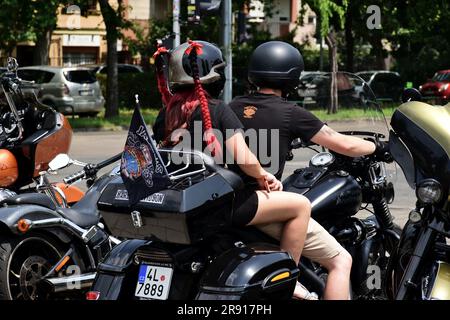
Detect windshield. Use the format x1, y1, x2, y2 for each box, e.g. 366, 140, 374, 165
356, 72, 374, 82
294, 71, 396, 181
431, 72, 450, 82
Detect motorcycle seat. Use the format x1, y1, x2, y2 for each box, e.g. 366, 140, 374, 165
1, 193, 56, 210
198, 153, 244, 191
57, 187, 101, 228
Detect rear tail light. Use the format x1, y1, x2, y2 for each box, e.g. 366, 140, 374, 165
86, 291, 100, 301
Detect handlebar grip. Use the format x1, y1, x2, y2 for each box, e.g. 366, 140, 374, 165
64, 170, 86, 185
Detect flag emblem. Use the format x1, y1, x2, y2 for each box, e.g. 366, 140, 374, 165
120, 100, 170, 205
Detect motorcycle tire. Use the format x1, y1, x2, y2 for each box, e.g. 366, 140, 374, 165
354, 223, 401, 300
0, 234, 64, 300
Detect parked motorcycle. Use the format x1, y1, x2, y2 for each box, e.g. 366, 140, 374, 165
386, 91, 450, 300
0, 57, 85, 209
0, 153, 122, 300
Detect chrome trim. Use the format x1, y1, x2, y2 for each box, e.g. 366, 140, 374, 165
43, 273, 96, 293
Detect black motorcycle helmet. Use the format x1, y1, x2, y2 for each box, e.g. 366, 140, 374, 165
248, 41, 305, 94
169, 40, 226, 97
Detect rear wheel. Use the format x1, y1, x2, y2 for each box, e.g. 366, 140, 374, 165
0, 235, 63, 300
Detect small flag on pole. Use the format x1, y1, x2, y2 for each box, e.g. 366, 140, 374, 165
120, 95, 170, 205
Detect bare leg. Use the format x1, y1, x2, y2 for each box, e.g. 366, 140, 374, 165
316, 250, 353, 300
248, 191, 311, 264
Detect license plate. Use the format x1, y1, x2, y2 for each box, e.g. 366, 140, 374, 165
79, 90, 93, 96
135, 265, 173, 300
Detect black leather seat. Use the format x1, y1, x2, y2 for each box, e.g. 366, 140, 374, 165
57, 191, 100, 228
2, 193, 56, 210
56, 176, 113, 228
56, 197, 100, 228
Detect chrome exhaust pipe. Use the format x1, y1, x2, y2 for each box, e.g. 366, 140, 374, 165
41, 273, 96, 293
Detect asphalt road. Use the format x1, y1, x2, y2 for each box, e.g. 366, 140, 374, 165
60, 122, 415, 227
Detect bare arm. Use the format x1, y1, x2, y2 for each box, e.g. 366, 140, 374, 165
311, 125, 376, 157
225, 132, 282, 191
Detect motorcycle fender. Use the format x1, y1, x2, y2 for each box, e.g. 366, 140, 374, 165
0, 204, 74, 246
0, 204, 60, 234
349, 237, 379, 291
91, 239, 151, 300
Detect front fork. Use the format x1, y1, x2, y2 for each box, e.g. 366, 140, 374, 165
395, 217, 444, 300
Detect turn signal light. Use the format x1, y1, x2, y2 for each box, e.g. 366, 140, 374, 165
86, 291, 100, 301
17, 219, 31, 233
270, 272, 290, 283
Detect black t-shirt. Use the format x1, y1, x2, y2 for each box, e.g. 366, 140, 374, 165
229, 93, 324, 180
153, 99, 244, 161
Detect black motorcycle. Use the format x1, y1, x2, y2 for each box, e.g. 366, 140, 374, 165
0, 153, 122, 300
275, 73, 399, 299
87, 149, 299, 300
386, 89, 450, 300
87, 73, 400, 301
282, 134, 400, 299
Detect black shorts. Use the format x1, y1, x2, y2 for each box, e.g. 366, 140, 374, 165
231, 187, 259, 227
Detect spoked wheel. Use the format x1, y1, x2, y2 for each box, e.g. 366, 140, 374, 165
0, 235, 62, 300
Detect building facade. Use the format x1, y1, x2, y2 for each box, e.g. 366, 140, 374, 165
248, 0, 318, 47
11, 0, 171, 67
4, 0, 316, 67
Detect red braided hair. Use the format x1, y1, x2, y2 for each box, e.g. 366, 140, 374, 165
152, 45, 172, 107
163, 41, 222, 158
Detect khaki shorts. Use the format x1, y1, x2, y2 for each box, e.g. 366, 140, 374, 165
257, 218, 344, 262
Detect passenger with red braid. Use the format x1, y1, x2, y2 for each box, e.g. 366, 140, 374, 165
152, 40, 313, 299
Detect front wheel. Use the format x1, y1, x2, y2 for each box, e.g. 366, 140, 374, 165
0, 234, 63, 300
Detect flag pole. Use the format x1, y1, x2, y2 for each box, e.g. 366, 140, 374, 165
135, 94, 140, 109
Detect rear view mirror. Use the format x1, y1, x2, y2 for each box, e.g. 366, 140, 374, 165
49, 154, 71, 171
401, 88, 422, 103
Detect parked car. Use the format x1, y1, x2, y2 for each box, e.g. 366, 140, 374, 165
356, 71, 404, 102
295, 71, 361, 108
17, 66, 105, 116
419, 69, 450, 102
81, 64, 144, 75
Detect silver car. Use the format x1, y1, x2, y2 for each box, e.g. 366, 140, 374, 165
17, 66, 105, 116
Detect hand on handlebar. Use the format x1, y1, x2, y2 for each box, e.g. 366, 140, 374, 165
367, 139, 394, 163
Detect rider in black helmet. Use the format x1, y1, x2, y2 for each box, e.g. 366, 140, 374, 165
230, 41, 390, 300
248, 40, 304, 97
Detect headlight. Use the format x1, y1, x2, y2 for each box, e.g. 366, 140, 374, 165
439, 83, 449, 92
416, 179, 443, 204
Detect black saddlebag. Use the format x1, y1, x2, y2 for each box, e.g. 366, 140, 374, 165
196, 245, 299, 300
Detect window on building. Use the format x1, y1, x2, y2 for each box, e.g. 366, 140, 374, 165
63, 53, 97, 67
62, 0, 99, 16
308, 16, 316, 25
